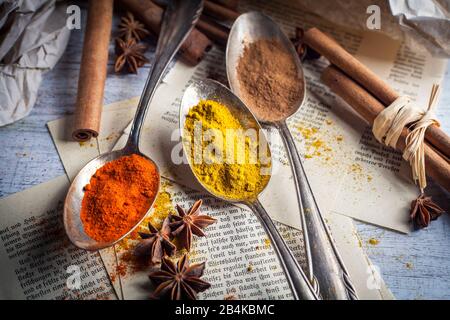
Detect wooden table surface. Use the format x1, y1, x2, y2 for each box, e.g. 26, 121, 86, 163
1, 3, 449, 300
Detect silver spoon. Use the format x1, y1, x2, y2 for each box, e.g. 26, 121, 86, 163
226, 11, 357, 300
64, 0, 203, 251
180, 79, 318, 300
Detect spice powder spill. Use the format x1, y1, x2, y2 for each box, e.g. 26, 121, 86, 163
184, 99, 270, 200
81, 154, 159, 243
237, 39, 303, 122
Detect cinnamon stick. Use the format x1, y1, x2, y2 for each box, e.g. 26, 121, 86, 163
303, 27, 450, 160
72, 0, 113, 142
119, 0, 213, 65
197, 16, 229, 46
204, 1, 239, 22
210, 0, 239, 10
322, 65, 450, 192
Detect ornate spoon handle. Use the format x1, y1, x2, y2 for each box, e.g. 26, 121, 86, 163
277, 120, 358, 300
247, 200, 319, 300
127, 0, 203, 151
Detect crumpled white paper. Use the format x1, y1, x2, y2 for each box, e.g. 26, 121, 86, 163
388, 0, 450, 57
0, 0, 70, 126
294, 0, 450, 57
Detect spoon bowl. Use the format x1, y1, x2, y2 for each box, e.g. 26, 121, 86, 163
180, 79, 272, 203
226, 11, 306, 122
64, 149, 160, 251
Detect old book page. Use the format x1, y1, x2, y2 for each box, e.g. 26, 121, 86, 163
102, 179, 308, 300
99, 178, 394, 300
331, 31, 448, 233
0, 176, 116, 300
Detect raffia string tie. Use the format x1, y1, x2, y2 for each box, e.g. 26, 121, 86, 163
372, 84, 441, 192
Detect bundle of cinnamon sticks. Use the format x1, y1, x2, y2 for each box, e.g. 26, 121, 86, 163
301, 28, 450, 192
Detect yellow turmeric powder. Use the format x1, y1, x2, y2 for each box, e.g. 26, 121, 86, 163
184, 99, 270, 201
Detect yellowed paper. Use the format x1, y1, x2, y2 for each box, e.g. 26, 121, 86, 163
0, 176, 116, 300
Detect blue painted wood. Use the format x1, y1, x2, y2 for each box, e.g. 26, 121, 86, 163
0, 2, 449, 299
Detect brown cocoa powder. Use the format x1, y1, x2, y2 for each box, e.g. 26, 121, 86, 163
237, 39, 303, 122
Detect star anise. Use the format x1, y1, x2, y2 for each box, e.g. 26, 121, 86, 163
118, 12, 150, 41
134, 217, 176, 265
410, 194, 445, 229
149, 254, 211, 300
290, 27, 321, 60
169, 200, 216, 251
114, 38, 149, 74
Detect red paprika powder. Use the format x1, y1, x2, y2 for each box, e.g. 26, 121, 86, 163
81, 154, 159, 242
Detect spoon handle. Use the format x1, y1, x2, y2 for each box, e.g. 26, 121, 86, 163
277, 121, 358, 300
247, 200, 318, 300
126, 0, 204, 151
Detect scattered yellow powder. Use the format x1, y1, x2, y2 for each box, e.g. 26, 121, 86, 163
368, 238, 380, 245
336, 135, 343, 142
147, 191, 174, 227
349, 163, 375, 187
264, 238, 271, 249
311, 139, 324, 148
297, 124, 334, 161
297, 126, 318, 140
350, 163, 363, 173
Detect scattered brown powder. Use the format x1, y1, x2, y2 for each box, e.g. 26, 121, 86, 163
237, 39, 303, 122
